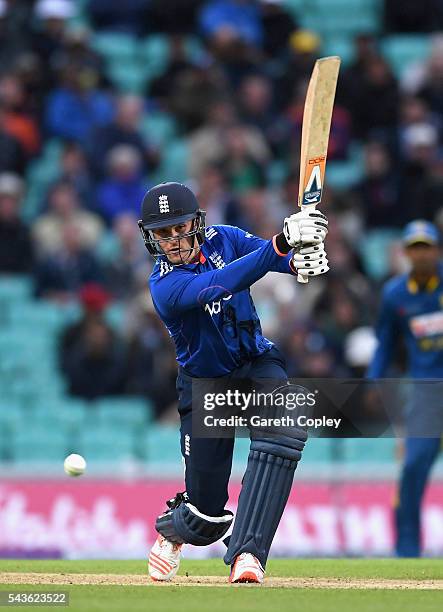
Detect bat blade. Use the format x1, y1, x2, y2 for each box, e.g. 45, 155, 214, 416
298, 56, 340, 208
297, 56, 341, 283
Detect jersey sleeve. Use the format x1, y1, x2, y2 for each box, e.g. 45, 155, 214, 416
366, 286, 399, 378
222, 225, 295, 275
151, 238, 294, 316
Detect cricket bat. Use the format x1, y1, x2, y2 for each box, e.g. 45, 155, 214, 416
297, 56, 341, 284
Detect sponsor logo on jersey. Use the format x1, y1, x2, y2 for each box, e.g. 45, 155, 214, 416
409, 311, 443, 338
159, 195, 169, 213
302, 156, 326, 206
205, 227, 218, 240
209, 251, 226, 269
159, 260, 173, 277
204, 295, 232, 316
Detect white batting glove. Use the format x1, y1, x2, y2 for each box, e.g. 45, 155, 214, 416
291, 243, 329, 277
283, 209, 328, 249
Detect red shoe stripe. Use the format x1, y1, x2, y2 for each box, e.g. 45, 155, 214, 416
149, 558, 169, 575
150, 552, 173, 572
149, 557, 170, 574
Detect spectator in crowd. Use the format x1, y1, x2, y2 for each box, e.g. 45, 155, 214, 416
146, 0, 204, 35
344, 326, 377, 378
287, 79, 351, 161
416, 45, 443, 115
195, 163, 243, 226
58, 141, 95, 207
63, 318, 128, 400
34, 221, 103, 300
102, 213, 146, 301
88, 94, 157, 178
51, 26, 109, 90
199, 0, 263, 88
32, 180, 104, 257
11, 52, 48, 121
222, 124, 267, 193
340, 34, 379, 112
236, 187, 279, 236
96, 144, 147, 224
275, 29, 321, 111
354, 141, 401, 228
0, 172, 33, 273
259, 0, 297, 60
397, 96, 441, 155
0, 0, 34, 68
46, 60, 114, 142
125, 291, 179, 419
0, 109, 27, 175
0, 73, 40, 158
88, 0, 150, 36
384, 0, 442, 33
401, 34, 443, 95
399, 122, 443, 221
59, 282, 112, 372
32, 0, 76, 81
166, 61, 224, 132
351, 54, 400, 139
238, 72, 290, 156
199, 0, 263, 49
148, 35, 201, 105
189, 99, 269, 178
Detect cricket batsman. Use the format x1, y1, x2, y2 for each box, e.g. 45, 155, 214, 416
368, 220, 443, 557
138, 181, 329, 583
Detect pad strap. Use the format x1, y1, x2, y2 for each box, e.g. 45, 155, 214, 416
156, 498, 233, 546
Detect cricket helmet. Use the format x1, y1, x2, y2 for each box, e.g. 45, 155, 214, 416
138, 182, 206, 262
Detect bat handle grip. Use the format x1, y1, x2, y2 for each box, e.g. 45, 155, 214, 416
297, 205, 315, 285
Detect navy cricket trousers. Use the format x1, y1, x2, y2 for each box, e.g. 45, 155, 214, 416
176, 347, 287, 516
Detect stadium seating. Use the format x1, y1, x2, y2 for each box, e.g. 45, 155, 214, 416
11, 426, 71, 463
94, 397, 153, 426
342, 438, 396, 463
381, 35, 432, 79
0, 276, 33, 303
359, 228, 403, 281
78, 423, 137, 462
302, 437, 335, 462
138, 425, 182, 465
322, 36, 355, 66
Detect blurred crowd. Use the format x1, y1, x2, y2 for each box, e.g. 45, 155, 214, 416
1, 0, 443, 419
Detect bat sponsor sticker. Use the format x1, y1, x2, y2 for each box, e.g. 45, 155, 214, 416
302, 156, 326, 206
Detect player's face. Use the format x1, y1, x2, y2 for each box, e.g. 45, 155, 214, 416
405, 243, 440, 275
152, 220, 197, 264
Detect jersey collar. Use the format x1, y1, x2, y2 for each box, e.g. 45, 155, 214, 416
407, 274, 440, 294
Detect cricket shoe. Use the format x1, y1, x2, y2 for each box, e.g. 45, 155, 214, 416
229, 553, 265, 584
148, 535, 183, 581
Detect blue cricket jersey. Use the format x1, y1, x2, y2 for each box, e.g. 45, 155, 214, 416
367, 263, 443, 378
149, 225, 296, 377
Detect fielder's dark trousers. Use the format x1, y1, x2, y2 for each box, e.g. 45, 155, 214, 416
176, 347, 287, 516
395, 437, 441, 557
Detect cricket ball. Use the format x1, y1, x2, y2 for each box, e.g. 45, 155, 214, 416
64, 453, 87, 477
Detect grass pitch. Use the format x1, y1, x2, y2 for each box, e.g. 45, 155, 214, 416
0, 559, 442, 612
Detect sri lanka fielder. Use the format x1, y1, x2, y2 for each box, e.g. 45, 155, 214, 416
138, 182, 329, 583
368, 220, 442, 557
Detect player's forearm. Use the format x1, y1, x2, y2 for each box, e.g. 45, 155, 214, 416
172, 238, 292, 310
